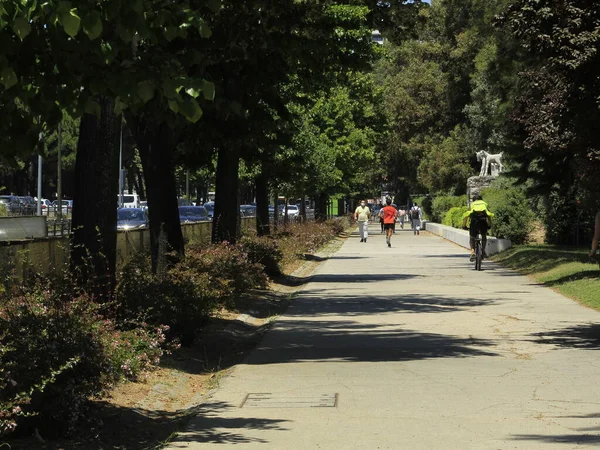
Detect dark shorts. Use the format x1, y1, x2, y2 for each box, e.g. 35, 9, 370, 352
469, 220, 488, 238
384, 223, 395, 231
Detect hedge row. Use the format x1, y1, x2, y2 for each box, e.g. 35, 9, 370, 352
0, 217, 347, 439
431, 178, 534, 244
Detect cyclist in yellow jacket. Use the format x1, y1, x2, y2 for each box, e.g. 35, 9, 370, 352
462, 195, 494, 261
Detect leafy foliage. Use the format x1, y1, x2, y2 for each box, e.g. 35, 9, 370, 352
431, 195, 467, 223
499, 0, 600, 211
0, 279, 170, 437
443, 206, 469, 228
482, 178, 534, 244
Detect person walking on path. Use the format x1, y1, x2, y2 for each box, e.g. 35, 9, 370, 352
398, 207, 406, 229
589, 210, 600, 258
354, 200, 371, 243
409, 203, 422, 235
380, 197, 398, 248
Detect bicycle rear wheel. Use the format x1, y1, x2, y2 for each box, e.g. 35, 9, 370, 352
475, 239, 482, 271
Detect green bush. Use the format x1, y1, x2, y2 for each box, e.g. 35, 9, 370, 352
0, 280, 169, 437
431, 195, 467, 223
239, 235, 283, 277
326, 216, 349, 235
482, 178, 535, 244
186, 242, 269, 297
442, 206, 469, 228
116, 254, 223, 346
116, 243, 269, 345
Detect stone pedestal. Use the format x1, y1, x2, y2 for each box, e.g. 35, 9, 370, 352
467, 176, 495, 206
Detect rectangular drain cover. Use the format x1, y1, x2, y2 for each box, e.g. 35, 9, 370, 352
242, 393, 338, 408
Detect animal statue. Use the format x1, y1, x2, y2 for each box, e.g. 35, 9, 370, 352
476, 150, 504, 177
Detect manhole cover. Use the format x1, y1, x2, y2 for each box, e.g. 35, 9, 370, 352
241, 393, 338, 408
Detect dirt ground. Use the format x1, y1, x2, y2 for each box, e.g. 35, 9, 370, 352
5, 236, 345, 450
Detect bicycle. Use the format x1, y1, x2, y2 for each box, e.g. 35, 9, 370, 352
473, 233, 483, 271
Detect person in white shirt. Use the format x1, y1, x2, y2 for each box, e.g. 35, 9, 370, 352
354, 200, 371, 243
409, 203, 422, 235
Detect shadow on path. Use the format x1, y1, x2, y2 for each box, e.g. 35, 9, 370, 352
170, 402, 289, 446
276, 273, 421, 287
245, 318, 497, 365
3, 401, 285, 449
288, 293, 496, 315
511, 433, 600, 445
530, 324, 600, 350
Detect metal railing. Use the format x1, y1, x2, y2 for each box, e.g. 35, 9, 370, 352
47, 218, 72, 237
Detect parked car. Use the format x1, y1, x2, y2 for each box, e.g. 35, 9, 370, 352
202, 201, 215, 219
240, 205, 257, 217
117, 208, 148, 230
51, 199, 73, 214
139, 200, 148, 210
39, 198, 53, 215
278, 204, 299, 219
0, 195, 18, 214
179, 206, 209, 223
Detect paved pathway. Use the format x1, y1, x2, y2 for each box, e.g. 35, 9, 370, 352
167, 229, 600, 449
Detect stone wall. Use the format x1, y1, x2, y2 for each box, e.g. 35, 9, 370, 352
1, 218, 256, 279
423, 221, 511, 255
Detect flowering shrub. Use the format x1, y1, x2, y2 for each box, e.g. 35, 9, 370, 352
325, 217, 349, 235
0, 279, 171, 437
116, 244, 268, 345
239, 235, 283, 277
116, 255, 217, 346
185, 242, 269, 297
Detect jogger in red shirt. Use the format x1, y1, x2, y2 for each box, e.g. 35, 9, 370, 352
379, 197, 398, 248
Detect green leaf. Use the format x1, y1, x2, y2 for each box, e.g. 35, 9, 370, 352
82, 11, 103, 40
13, 17, 31, 40
186, 87, 200, 98
137, 81, 155, 103
164, 26, 178, 41
202, 80, 215, 101
168, 99, 179, 114
84, 98, 101, 117
130, 0, 143, 13
180, 97, 203, 123
89, 78, 105, 95
114, 97, 128, 115
162, 78, 180, 98
207, 0, 221, 13
0, 67, 18, 89
60, 9, 81, 37
199, 24, 212, 39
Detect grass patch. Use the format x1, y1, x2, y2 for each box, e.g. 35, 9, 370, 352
493, 245, 600, 309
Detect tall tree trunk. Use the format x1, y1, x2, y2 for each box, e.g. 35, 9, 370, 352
212, 144, 240, 243
272, 189, 279, 232
315, 192, 328, 222
71, 96, 120, 298
300, 190, 306, 222
135, 165, 146, 200
136, 123, 184, 275
255, 169, 270, 236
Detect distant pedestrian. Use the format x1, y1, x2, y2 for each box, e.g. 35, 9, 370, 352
354, 200, 371, 243
590, 210, 600, 258
398, 207, 406, 229
380, 197, 398, 248
409, 203, 422, 235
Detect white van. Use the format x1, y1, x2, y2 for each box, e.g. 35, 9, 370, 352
118, 193, 141, 208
